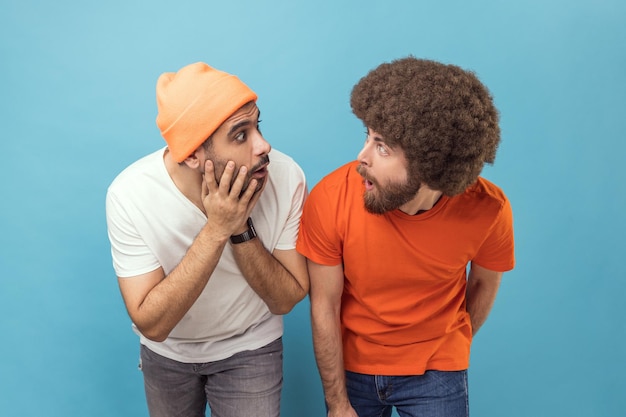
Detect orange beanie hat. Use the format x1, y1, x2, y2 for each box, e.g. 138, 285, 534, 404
156, 62, 257, 162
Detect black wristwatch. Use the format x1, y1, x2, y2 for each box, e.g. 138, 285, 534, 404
230, 218, 257, 244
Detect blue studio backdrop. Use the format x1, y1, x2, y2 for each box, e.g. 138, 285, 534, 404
1, 1, 624, 416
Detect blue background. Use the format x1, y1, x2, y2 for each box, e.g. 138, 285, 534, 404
1, 0, 624, 416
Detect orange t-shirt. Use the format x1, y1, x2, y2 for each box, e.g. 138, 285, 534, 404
297, 161, 515, 375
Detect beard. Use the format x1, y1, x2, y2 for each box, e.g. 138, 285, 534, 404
356, 164, 421, 215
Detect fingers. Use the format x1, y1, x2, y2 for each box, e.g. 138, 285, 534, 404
229, 165, 248, 198
201, 159, 265, 236
203, 159, 257, 202
240, 178, 259, 202
203, 159, 217, 197
203, 160, 235, 195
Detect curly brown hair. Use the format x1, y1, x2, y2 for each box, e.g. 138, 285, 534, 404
350, 57, 500, 196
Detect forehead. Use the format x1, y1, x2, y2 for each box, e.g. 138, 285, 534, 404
368, 127, 394, 145
368, 127, 403, 151
221, 101, 259, 128
208, 101, 259, 143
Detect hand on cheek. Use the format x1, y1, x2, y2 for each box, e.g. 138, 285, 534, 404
201, 160, 261, 237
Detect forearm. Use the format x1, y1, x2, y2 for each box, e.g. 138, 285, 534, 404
312, 302, 352, 414
231, 239, 307, 314
133, 226, 228, 341
465, 264, 503, 335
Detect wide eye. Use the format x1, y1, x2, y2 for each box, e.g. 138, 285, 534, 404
377, 144, 389, 155
234, 131, 246, 142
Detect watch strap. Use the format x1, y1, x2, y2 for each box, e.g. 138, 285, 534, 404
230, 218, 257, 244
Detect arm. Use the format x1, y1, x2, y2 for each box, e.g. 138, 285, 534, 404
465, 262, 503, 335
308, 260, 358, 417
117, 226, 229, 342
117, 160, 259, 342
232, 243, 309, 315
229, 157, 309, 314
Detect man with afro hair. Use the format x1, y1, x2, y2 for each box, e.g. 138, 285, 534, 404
297, 57, 515, 417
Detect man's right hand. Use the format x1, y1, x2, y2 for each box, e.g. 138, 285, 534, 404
327, 402, 359, 417
201, 159, 262, 237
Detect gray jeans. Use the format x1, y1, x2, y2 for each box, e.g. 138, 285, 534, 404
139, 338, 283, 417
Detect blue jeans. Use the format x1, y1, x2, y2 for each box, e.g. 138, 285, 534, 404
139, 338, 283, 417
345, 370, 469, 417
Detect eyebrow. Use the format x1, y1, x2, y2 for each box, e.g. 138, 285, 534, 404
373, 136, 387, 146
372, 134, 396, 151
227, 109, 261, 136
367, 127, 384, 141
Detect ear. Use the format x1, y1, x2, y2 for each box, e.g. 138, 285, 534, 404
182, 147, 203, 169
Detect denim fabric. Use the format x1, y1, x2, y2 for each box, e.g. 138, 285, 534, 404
345, 370, 469, 417
139, 338, 283, 417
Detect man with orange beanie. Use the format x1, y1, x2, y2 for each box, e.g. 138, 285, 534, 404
297, 57, 515, 417
105, 62, 309, 417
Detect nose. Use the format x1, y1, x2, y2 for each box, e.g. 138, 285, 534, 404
357, 140, 371, 166
254, 130, 271, 156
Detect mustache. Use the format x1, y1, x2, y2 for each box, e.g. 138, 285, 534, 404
356, 164, 377, 186
250, 154, 270, 173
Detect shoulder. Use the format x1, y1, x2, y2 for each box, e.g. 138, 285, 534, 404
106, 148, 168, 216
451, 177, 512, 224
304, 161, 362, 220
268, 148, 300, 170
108, 148, 165, 194
463, 177, 509, 207
267, 149, 306, 182
310, 160, 360, 196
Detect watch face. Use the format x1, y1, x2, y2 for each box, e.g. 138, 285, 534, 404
247, 218, 256, 234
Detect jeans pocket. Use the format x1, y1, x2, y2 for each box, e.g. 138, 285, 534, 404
428, 370, 468, 396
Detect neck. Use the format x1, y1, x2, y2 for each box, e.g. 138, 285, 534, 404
163, 150, 204, 212
399, 185, 443, 215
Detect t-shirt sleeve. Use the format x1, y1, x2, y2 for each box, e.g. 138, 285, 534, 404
296, 180, 344, 266
105, 189, 160, 278
274, 161, 308, 251
472, 195, 515, 272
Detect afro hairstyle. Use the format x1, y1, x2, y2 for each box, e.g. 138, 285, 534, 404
350, 56, 501, 196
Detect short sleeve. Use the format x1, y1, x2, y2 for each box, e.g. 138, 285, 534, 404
473, 196, 515, 272
296, 180, 344, 266
274, 161, 308, 251
105, 189, 160, 278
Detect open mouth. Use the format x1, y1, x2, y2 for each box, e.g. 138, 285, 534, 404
356, 164, 376, 191
251, 155, 270, 177
358, 170, 376, 191
252, 164, 269, 178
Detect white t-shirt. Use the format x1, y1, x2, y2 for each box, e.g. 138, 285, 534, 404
105, 147, 307, 363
